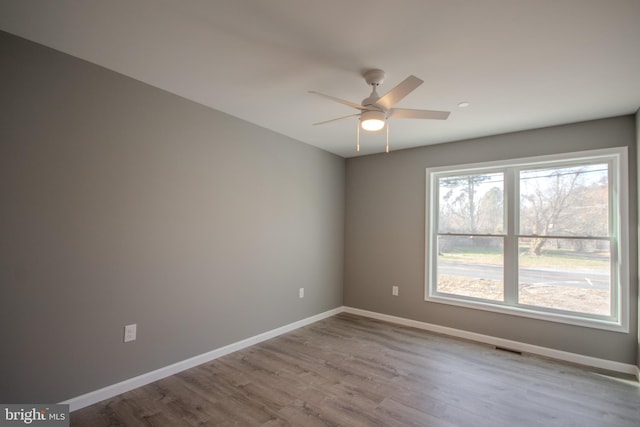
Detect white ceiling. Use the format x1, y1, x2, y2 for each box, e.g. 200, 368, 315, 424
1, 0, 639, 158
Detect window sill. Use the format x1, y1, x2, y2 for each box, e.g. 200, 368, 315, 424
425, 293, 628, 333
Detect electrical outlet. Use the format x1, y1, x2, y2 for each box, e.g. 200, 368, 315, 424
299, 288, 304, 298
392, 286, 399, 296
124, 324, 137, 342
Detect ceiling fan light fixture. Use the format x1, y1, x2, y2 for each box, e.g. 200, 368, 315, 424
310, 70, 450, 152
360, 110, 386, 131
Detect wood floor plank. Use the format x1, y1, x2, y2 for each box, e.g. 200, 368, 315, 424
71, 313, 640, 426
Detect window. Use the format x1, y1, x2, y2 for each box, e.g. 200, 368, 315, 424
425, 148, 629, 331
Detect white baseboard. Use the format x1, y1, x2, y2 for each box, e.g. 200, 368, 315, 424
343, 306, 638, 376
63, 305, 637, 411
61, 307, 342, 411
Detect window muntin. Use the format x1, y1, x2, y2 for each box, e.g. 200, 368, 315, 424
426, 148, 627, 331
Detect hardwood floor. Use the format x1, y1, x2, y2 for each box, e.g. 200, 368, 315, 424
71, 313, 640, 426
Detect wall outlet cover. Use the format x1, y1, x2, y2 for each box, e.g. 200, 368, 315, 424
124, 324, 137, 342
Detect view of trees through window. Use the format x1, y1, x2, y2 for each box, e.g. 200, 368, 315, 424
434, 163, 612, 317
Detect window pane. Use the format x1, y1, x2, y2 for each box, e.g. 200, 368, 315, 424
518, 238, 611, 316
519, 164, 609, 237
438, 172, 504, 234
437, 236, 504, 301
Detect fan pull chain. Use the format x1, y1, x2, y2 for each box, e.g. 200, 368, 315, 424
385, 120, 389, 153
356, 120, 361, 152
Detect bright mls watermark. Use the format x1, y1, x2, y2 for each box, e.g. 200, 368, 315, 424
1, 405, 68, 426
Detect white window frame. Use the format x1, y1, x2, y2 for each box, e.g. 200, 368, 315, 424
425, 147, 629, 332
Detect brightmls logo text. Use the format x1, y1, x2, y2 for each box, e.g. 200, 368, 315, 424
0, 405, 68, 426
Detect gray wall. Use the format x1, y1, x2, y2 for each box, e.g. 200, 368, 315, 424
0, 31, 344, 403
345, 116, 638, 365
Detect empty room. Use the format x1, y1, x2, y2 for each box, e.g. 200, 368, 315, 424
1, 1, 639, 426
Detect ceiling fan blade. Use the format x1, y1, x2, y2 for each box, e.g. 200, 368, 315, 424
375, 75, 424, 110
313, 113, 360, 126
308, 91, 369, 111
389, 108, 450, 120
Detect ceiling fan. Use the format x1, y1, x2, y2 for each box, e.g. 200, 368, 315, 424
310, 69, 450, 152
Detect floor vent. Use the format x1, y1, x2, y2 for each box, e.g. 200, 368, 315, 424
495, 346, 522, 355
